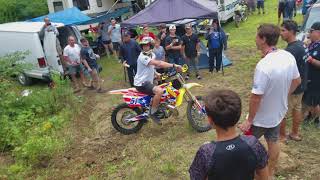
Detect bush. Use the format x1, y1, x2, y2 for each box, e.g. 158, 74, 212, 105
0, 53, 79, 174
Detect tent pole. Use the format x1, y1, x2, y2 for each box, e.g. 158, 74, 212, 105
106, 0, 121, 15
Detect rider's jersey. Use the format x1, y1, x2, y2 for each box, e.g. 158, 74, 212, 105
134, 51, 156, 87
189, 135, 268, 180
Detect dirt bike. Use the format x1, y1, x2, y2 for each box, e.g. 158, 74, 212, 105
109, 65, 211, 135
234, 1, 248, 28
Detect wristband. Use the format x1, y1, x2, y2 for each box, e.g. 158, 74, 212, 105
172, 64, 176, 69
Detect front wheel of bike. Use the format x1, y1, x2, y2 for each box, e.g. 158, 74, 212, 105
111, 103, 144, 135
187, 96, 211, 133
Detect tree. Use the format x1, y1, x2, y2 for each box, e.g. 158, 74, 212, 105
0, 0, 48, 24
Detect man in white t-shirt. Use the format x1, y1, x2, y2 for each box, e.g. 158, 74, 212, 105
239, 24, 301, 178
134, 37, 182, 125
63, 36, 87, 92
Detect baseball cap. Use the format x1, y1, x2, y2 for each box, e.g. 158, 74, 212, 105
185, 23, 192, 29
123, 31, 131, 37
169, 25, 176, 30
311, 22, 320, 31
159, 23, 166, 29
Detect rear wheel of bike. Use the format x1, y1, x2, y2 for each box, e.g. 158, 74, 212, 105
111, 103, 144, 135
187, 96, 211, 133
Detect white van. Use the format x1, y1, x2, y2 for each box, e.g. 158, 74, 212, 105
0, 22, 81, 85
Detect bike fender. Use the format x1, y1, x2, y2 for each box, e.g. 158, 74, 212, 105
176, 88, 186, 107
183, 83, 203, 90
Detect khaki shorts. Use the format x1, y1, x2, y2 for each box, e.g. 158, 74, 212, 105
288, 93, 303, 112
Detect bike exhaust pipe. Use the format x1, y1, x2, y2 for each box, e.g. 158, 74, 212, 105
167, 105, 179, 117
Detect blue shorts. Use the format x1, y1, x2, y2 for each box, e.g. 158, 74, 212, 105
257, 1, 264, 9
67, 64, 84, 75
88, 63, 98, 70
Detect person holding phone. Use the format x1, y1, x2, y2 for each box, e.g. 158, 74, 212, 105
165, 25, 183, 66
108, 18, 122, 58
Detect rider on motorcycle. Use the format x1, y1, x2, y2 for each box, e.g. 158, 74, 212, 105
134, 37, 182, 124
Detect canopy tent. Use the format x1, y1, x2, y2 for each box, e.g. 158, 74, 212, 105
121, 0, 218, 27
28, 7, 91, 25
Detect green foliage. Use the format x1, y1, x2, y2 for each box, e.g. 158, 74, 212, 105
0, 52, 30, 79
0, 0, 48, 23
0, 53, 79, 176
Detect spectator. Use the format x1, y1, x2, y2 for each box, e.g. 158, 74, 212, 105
108, 18, 122, 58
206, 19, 227, 73
165, 25, 183, 65
157, 23, 168, 48
280, 20, 308, 141
189, 90, 269, 180
278, 0, 286, 24
153, 38, 166, 84
138, 24, 156, 42
119, 31, 141, 87
257, 0, 265, 14
284, 0, 297, 20
39, 17, 59, 39
181, 23, 201, 80
98, 21, 113, 56
239, 24, 301, 178
80, 38, 106, 93
153, 38, 166, 70
63, 36, 88, 93
303, 22, 320, 128
246, 0, 256, 14
39, 17, 64, 71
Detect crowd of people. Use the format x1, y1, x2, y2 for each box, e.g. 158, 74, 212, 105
190, 21, 320, 179
40, 9, 320, 179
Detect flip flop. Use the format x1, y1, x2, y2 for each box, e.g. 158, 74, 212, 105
288, 134, 302, 141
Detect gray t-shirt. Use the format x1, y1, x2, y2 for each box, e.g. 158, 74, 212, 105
108, 24, 121, 43
153, 46, 165, 60
99, 24, 111, 41
134, 52, 156, 86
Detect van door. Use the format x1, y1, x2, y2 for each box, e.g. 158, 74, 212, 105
43, 31, 64, 73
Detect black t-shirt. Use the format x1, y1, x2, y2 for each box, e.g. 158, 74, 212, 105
285, 40, 308, 94
80, 47, 97, 67
307, 42, 320, 90
157, 32, 167, 48
189, 135, 268, 180
182, 33, 200, 58
164, 35, 182, 58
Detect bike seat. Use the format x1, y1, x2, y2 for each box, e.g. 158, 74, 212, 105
127, 88, 148, 96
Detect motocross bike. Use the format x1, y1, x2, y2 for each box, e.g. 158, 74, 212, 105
109, 65, 211, 135
234, 1, 248, 28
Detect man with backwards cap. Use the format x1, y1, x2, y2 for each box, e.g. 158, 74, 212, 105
165, 25, 183, 66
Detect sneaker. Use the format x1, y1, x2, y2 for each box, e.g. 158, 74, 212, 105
96, 88, 107, 93
185, 75, 190, 80
149, 112, 162, 125
196, 75, 202, 80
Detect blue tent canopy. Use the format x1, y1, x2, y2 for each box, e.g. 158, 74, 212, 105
80, 7, 130, 25
28, 7, 91, 25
